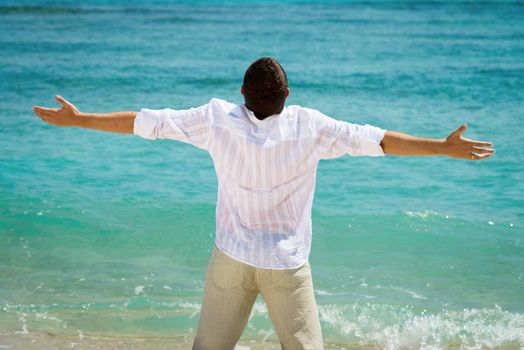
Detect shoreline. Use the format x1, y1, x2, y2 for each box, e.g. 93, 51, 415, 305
0, 331, 366, 350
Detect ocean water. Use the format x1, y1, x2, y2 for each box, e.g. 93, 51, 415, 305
1, 1, 523, 349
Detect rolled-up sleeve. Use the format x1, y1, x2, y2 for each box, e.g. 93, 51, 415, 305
312, 110, 387, 159
133, 102, 211, 150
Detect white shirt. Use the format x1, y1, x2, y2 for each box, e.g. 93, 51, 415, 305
134, 98, 387, 269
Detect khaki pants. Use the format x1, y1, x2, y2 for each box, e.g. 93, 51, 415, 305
193, 245, 323, 350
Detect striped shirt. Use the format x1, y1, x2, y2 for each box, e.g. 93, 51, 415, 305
133, 98, 387, 269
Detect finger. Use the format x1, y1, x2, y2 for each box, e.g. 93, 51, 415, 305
476, 153, 492, 160
33, 106, 48, 112
36, 113, 49, 123
55, 95, 72, 109
32, 108, 46, 118
473, 141, 494, 147
462, 137, 493, 147
452, 123, 467, 137
472, 146, 495, 154
41, 115, 56, 124
470, 152, 492, 161
34, 106, 59, 113
35, 109, 53, 117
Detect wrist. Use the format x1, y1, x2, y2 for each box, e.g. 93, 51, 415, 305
73, 112, 88, 127
434, 138, 449, 156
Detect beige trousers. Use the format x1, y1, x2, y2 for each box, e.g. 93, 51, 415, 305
193, 245, 324, 350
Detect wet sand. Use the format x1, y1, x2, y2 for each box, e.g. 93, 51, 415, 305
0, 331, 361, 350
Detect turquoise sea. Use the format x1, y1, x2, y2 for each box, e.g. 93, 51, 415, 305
1, 1, 523, 349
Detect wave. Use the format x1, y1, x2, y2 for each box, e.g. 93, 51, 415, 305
319, 302, 524, 349
2, 299, 523, 348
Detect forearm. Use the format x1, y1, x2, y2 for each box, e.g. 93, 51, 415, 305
380, 130, 446, 156
74, 111, 138, 134
380, 125, 494, 160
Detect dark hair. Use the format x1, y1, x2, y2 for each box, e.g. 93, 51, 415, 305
242, 57, 288, 120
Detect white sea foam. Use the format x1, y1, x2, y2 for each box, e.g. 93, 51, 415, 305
319, 302, 524, 349
390, 286, 427, 300
404, 210, 441, 219
134, 285, 145, 295
3, 298, 523, 349
251, 301, 268, 316
315, 289, 347, 296
14, 315, 28, 335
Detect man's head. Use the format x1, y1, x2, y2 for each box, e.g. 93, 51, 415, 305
241, 57, 290, 120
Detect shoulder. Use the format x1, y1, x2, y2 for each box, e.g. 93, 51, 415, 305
204, 98, 248, 131
287, 105, 332, 119
208, 98, 238, 112
286, 105, 339, 129
191, 98, 239, 124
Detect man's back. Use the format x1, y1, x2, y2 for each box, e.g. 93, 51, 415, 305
134, 98, 387, 268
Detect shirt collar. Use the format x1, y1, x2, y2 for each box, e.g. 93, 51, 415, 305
242, 103, 282, 125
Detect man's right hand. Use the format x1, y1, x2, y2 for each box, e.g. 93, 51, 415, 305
33, 96, 137, 134
33, 95, 81, 127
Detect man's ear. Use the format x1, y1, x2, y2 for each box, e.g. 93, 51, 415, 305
286, 87, 290, 98
240, 85, 244, 96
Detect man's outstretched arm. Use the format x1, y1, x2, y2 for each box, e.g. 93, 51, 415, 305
33, 96, 137, 134
380, 124, 495, 160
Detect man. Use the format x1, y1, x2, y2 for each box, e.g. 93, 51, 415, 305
33, 57, 494, 349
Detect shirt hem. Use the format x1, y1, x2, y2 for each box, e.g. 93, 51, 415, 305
213, 241, 309, 270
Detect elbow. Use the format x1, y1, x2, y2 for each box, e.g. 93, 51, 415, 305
380, 140, 387, 154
